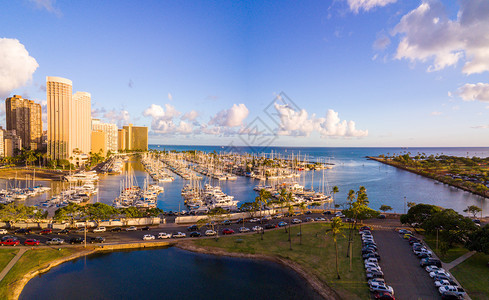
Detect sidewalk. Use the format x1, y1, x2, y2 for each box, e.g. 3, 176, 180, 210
0, 248, 26, 282
444, 251, 476, 270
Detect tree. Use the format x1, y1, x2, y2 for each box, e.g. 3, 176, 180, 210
329, 216, 343, 279
331, 186, 339, 213
255, 189, 272, 225
298, 202, 307, 245
463, 205, 482, 219
466, 226, 489, 254
379, 205, 393, 213
400, 203, 443, 228
407, 202, 416, 209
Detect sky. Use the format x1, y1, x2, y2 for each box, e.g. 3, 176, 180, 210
0, 0, 488, 147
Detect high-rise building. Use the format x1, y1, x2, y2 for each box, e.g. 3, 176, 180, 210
123, 124, 148, 151
91, 130, 106, 155
71, 91, 91, 154
1, 128, 22, 157
5, 95, 42, 150
47, 76, 72, 160
0, 129, 4, 157
118, 129, 126, 151
91, 119, 117, 154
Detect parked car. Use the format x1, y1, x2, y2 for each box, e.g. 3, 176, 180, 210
433, 274, 452, 281
158, 232, 172, 239
372, 291, 395, 299
278, 221, 287, 227
425, 266, 444, 273
126, 226, 138, 231
189, 231, 201, 238
368, 278, 385, 287
24, 239, 40, 246
142, 234, 155, 240
0, 229, 8, 235
398, 229, 411, 234
322, 211, 332, 215
438, 286, 465, 297
70, 237, 84, 244
14, 228, 32, 235
93, 227, 106, 233
57, 229, 71, 234
222, 228, 235, 235
291, 218, 302, 224
76, 227, 87, 233
264, 223, 277, 229
2, 238, 20, 246
221, 220, 232, 226
315, 217, 326, 222
111, 227, 122, 232
403, 233, 414, 239
378, 214, 386, 219
187, 225, 199, 231
363, 252, 381, 260
430, 270, 451, 278
40, 229, 52, 235
434, 279, 458, 287
365, 257, 379, 264
205, 230, 217, 236
90, 237, 105, 243
239, 227, 250, 233
252, 226, 263, 232
249, 218, 260, 223
141, 226, 150, 231
172, 232, 186, 238
304, 217, 314, 222
420, 258, 442, 268
1, 235, 14, 242
46, 238, 64, 245
370, 284, 394, 295
366, 270, 384, 279
235, 218, 244, 224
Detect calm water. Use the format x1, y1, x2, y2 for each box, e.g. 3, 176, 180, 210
20, 247, 322, 300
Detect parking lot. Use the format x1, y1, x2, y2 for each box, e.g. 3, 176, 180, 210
374, 230, 441, 299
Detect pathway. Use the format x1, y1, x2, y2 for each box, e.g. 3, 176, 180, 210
444, 251, 476, 270
0, 248, 26, 282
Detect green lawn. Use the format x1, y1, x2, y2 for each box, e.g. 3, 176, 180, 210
451, 252, 489, 300
423, 234, 469, 263
0, 248, 80, 300
193, 223, 369, 299
0, 249, 18, 271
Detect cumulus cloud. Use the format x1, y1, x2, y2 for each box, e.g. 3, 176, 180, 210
143, 104, 194, 135
181, 110, 199, 121
457, 83, 489, 102
103, 109, 130, 127
347, 0, 397, 14
0, 38, 39, 98
393, 0, 489, 74
274, 104, 368, 138
209, 104, 249, 127
373, 34, 391, 50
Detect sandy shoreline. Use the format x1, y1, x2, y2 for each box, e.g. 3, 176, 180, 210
176, 241, 341, 300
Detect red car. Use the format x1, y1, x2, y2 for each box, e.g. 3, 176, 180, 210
2, 238, 20, 246
40, 229, 52, 235
222, 228, 235, 235
373, 291, 395, 299
24, 239, 40, 246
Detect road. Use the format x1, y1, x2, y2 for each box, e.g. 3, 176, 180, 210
374, 230, 441, 300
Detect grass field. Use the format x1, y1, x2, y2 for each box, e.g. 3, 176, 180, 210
0, 249, 18, 271
0, 248, 80, 300
423, 234, 469, 263
193, 223, 369, 299
451, 252, 489, 300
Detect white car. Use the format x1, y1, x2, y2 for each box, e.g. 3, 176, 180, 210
438, 286, 466, 297
252, 226, 263, 231
93, 227, 106, 233
205, 230, 217, 236
46, 238, 64, 245
315, 217, 326, 221
430, 270, 451, 278
365, 258, 378, 264
366, 267, 382, 274
143, 234, 155, 240
126, 226, 137, 231
158, 232, 171, 239
368, 278, 385, 286
434, 279, 457, 287
239, 227, 250, 233
249, 218, 260, 223
370, 284, 394, 295
172, 232, 186, 238
291, 218, 302, 224
0, 229, 7, 234
425, 266, 444, 273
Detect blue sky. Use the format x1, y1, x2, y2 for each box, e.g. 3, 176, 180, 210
1, 0, 488, 147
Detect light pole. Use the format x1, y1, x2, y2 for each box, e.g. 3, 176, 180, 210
404, 196, 406, 214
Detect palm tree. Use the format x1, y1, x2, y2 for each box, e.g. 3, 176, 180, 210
331, 186, 339, 214
346, 189, 356, 257
299, 202, 307, 245
330, 216, 343, 279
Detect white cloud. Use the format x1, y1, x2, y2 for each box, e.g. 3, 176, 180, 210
209, 104, 249, 127
103, 109, 130, 127
143, 104, 197, 135
431, 111, 442, 116
181, 110, 199, 121
373, 35, 391, 50
143, 104, 181, 120
471, 125, 489, 129
0, 38, 39, 98
29, 0, 61, 16
457, 83, 489, 102
274, 104, 368, 138
393, 0, 489, 75
347, 0, 397, 14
